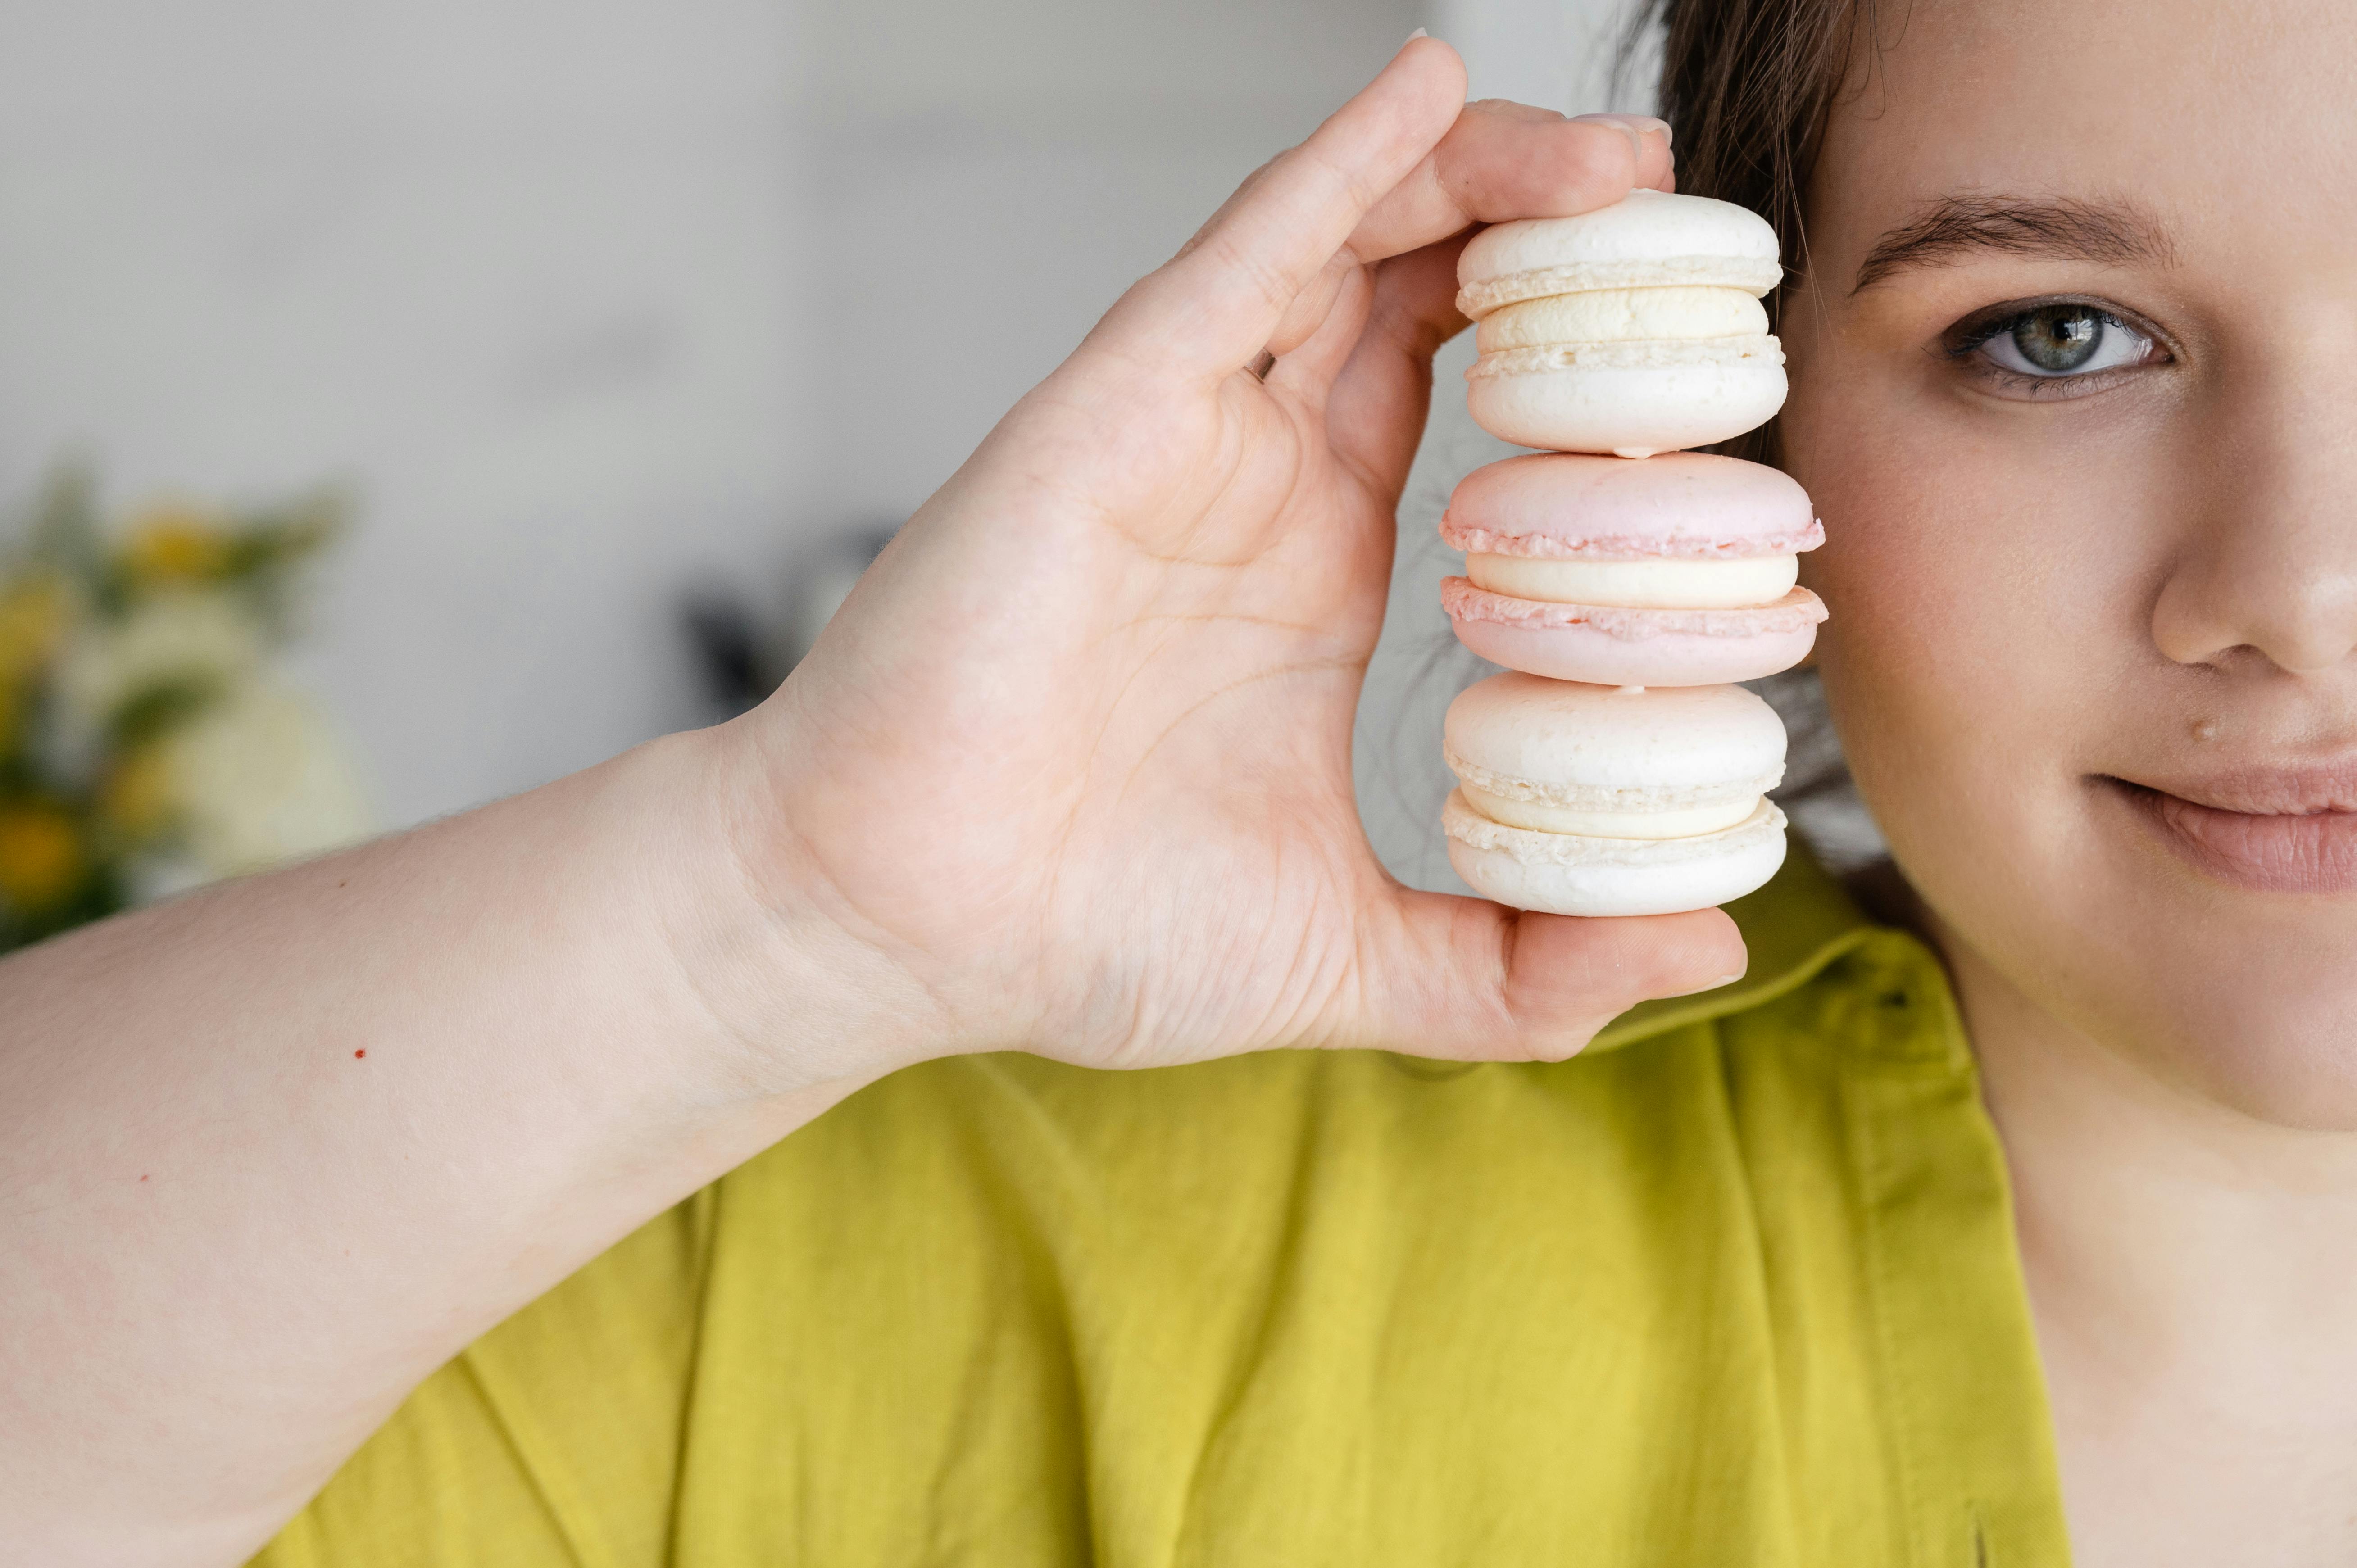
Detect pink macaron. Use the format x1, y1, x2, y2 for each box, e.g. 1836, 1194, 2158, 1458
1439, 452, 1828, 687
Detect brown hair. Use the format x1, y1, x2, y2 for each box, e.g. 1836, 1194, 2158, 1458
1637, 0, 1895, 323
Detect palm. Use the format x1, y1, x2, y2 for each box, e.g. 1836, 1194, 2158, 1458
749, 44, 1735, 1073
1003, 339, 1410, 1065
769, 338, 1401, 1065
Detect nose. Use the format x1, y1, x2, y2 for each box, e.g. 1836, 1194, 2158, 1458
2150, 372, 2357, 677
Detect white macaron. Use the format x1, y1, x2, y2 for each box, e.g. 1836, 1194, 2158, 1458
1456, 190, 1786, 457
1441, 673, 1789, 917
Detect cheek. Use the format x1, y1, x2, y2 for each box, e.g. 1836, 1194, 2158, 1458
1775, 357, 2163, 901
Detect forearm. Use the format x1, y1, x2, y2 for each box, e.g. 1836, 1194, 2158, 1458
0, 720, 903, 1566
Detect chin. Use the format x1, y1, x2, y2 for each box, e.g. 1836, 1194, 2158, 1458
1972, 807, 2357, 1133
2104, 777, 2357, 1125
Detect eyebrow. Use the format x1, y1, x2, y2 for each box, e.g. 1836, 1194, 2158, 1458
1851, 195, 2177, 292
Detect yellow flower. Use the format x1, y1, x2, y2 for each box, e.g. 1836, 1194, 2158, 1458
122, 504, 232, 583
102, 744, 177, 842
0, 577, 69, 679
0, 803, 85, 913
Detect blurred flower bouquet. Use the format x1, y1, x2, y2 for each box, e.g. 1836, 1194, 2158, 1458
0, 467, 370, 952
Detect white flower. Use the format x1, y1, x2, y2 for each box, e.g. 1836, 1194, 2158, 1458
57, 591, 264, 725
162, 684, 372, 877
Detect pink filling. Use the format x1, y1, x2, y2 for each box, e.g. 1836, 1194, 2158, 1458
1438, 517, 1826, 561
1441, 579, 1829, 640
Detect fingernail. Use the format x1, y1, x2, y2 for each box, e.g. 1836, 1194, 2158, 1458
1573, 112, 1672, 147
1406, 26, 1429, 41
1669, 972, 1744, 997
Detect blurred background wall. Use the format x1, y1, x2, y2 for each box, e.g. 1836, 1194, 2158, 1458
0, 0, 1645, 858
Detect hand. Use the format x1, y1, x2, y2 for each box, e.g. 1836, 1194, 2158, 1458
727, 37, 1745, 1083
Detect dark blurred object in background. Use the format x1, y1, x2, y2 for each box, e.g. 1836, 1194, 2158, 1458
681, 522, 897, 720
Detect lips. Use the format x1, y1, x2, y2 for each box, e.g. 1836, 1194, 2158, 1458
2109, 775, 2357, 894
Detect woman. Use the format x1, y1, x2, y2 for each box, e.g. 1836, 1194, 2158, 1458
6, 0, 2353, 1561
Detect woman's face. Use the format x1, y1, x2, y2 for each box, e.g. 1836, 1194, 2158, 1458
1780, 0, 2357, 1127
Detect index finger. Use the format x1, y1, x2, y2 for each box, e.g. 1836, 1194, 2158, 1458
1089, 34, 1470, 381
1249, 101, 1672, 366
1344, 100, 1674, 267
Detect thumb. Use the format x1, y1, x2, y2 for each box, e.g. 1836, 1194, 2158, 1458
1343, 890, 1749, 1062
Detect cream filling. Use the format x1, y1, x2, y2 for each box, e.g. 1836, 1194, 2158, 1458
1473, 286, 1770, 355
1465, 552, 1798, 609
1463, 787, 1762, 840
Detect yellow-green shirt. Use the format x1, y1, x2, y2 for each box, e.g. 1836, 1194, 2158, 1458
254, 854, 2069, 1566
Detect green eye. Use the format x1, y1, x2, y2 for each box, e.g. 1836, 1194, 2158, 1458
2010, 306, 2102, 371
1966, 303, 2157, 378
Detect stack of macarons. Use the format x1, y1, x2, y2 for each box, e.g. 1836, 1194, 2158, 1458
1438, 190, 1826, 918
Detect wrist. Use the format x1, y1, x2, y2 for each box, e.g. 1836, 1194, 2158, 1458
633, 715, 958, 1103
